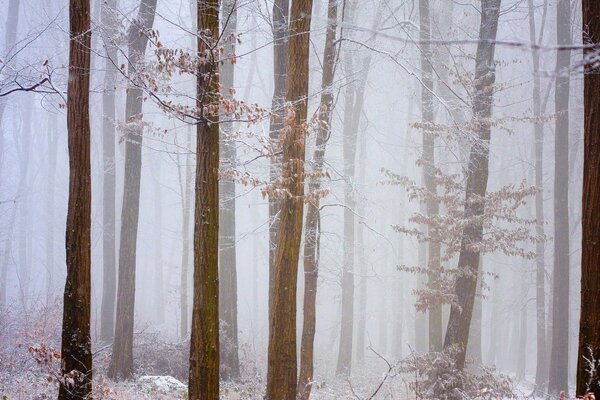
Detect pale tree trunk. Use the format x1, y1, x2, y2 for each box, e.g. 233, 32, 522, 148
577, 1, 600, 396
100, 0, 118, 344
219, 0, 240, 380
45, 114, 58, 304
442, 0, 501, 372
58, 0, 92, 398
188, 1, 221, 399
151, 155, 165, 324
466, 257, 483, 364
298, 0, 337, 397
266, 0, 313, 397
178, 130, 193, 339
517, 264, 528, 380
268, 0, 289, 322
548, 0, 571, 395
108, 0, 158, 380
16, 103, 31, 311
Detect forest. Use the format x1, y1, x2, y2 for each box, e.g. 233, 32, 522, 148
0, 0, 599, 399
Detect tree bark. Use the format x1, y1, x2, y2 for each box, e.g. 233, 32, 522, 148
100, 0, 118, 344
266, 0, 313, 397
58, 0, 92, 398
108, 0, 158, 380
442, 0, 501, 372
298, 1, 337, 396
577, 1, 600, 396
219, 0, 240, 381
548, 0, 571, 394
268, 0, 289, 324
188, 1, 220, 399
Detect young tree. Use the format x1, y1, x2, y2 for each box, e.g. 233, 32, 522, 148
266, 0, 313, 397
298, 0, 337, 397
548, 0, 571, 395
577, 1, 600, 396
442, 0, 501, 371
99, 0, 118, 344
58, 0, 92, 398
219, 0, 240, 380
188, 0, 220, 398
108, 0, 158, 380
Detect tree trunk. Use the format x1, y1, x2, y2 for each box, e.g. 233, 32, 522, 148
152, 157, 165, 325
108, 0, 158, 381
548, 0, 571, 395
466, 257, 483, 364
268, 0, 289, 325
442, 0, 501, 372
188, 1, 220, 398
179, 130, 193, 339
419, 0, 442, 353
100, 0, 118, 344
266, 0, 313, 397
58, 0, 92, 398
577, 1, 600, 396
219, 0, 240, 381
297, 0, 337, 398
45, 115, 58, 304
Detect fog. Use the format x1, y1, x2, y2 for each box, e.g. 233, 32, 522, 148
0, 0, 592, 399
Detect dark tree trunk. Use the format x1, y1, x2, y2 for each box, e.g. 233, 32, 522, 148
419, 0, 442, 353
268, 0, 289, 324
466, 258, 483, 364
577, 1, 600, 396
58, 0, 92, 398
442, 0, 501, 372
100, 0, 118, 344
297, 0, 337, 397
219, 0, 240, 381
188, 1, 220, 399
108, 0, 158, 380
266, 0, 313, 397
548, 0, 571, 395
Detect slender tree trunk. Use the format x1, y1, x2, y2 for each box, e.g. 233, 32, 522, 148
219, 0, 240, 380
577, 1, 600, 395
45, 115, 58, 304
467, 257, 483, 364
179, 131, 193, 339
108, 0, 158, 380
268, 0, 289, 322
442, 0, 501, 372
266, 0, 313, 397
548, 0, 571, 394
58, 1, 92, 398
517, 266, 528, 380
152, 158, 165, 325
188, 1, 220, 398
298, 0, 337, 397
419, 0, 442, 353
100, 0, 118, 344
17, 104, 31, 310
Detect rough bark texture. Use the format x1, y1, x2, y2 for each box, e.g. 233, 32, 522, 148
265, 0, 313, 397
188, 1, 220, 399
297, 0, 337, 397
577, 1, 600, 396
219, 0, 240, 381
58, 0, 92, 398
100, 0, 118, 344
108, 0, 158, 380
548, 0, 571, 394
268, 0, 289, 324
419, 0, 442, 353
442, 0, 500, 372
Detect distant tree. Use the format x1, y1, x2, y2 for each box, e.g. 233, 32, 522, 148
108, 0, 158, 381
58, 0, 92, 398
188, 0, 220, 398
266, 0, 313, 397
577, 0, 600, 396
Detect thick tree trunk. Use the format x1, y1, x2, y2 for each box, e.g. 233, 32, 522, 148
419, 0, 442, 353
442, 0, 500, 372
108, 0, 158, 380
268, 0, 289, 322
219, 0, 240, 381
548, 0, 571, 394
527, 0, 548, 388
100, 0, 118, 344
266, 0, 313, 397
188, 1, 220, 399
58, 1, 92, 398
577, 1, 600, 396
297, 0, 337, 398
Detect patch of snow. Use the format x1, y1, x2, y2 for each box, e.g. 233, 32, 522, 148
137, 375, 187, 395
